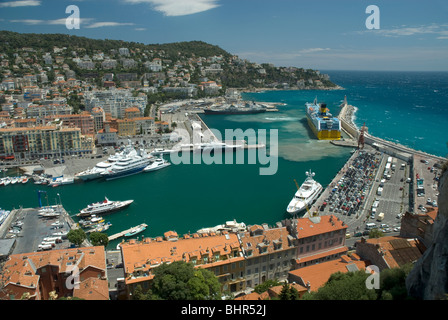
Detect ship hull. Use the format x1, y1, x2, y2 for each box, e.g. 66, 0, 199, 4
306, 114, 341, 140
204, 109, 266, 115
101, 164, 148, 181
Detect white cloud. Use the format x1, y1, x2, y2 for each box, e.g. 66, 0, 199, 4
298, 48, 330, 54
9, 18, 135, 29
85, 22, 135, 28
10, 18, 93, 25
123, 0, 220, 16
0, 0, 40, 7
135, 27, 147, 31
356, 24, 448, 40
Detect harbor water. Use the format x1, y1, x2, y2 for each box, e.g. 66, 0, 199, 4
1, 71, 447, 249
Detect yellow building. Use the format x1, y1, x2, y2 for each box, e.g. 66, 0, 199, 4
0, 126, 95, 159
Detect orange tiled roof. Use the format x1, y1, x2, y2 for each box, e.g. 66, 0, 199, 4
296, 215, 347, 238
235, 291, 270, 301
1, 246, 108, 300
121, 233, 242, 283
240, 225, 291, 258
360, 236, 425, 269
289, 255, 369, 292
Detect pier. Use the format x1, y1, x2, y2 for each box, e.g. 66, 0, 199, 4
108, 223, 148, 241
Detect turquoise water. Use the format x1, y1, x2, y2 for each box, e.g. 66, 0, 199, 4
2, 71, 446, 249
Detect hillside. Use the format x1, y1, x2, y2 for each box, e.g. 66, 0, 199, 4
0, 30, 338, 91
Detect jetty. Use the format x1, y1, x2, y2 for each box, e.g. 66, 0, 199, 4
108, 223, 147, 241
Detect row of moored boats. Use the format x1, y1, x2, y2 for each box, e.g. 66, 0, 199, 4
0, 175, 30, 186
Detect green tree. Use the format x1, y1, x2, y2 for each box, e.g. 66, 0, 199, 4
89, 232, 109, 247
150, 261, 221, 300
254, 279, 282, 294
302, 270, 378, 300
369, 228, 384, 239
67, 228, 86, 247
279, 283, 300, 300
378, 263, 414, 300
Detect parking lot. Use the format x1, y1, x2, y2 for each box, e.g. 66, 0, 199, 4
5, 207, 74, 255
413, 154, 442, 214
365, 156, 411, 233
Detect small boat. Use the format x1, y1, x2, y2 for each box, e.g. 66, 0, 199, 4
86, 221, 112, 233
52, 230, 69, 237
48, 175, 74, 187
125, 224, 147, 237
79, 215, 105, 228
143, 158, 171, 172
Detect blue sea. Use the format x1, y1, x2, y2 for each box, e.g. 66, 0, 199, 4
1, 71, 446, 249
325, 71, 448, 158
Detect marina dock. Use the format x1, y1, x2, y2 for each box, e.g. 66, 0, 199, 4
108, 223, 147, 241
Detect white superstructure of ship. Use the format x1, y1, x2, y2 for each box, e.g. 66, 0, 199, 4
286, 170, 323, 215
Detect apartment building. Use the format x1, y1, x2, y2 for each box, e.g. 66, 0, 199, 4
355, 236, 425, 271
289, 215, 348, 268
83, 89, 147, 119
26, 104, 72, 118
119, 214, 351, 299
0, 246, 108, 300
0, 126, 94, 159
107, 118, 136, 137
45, 112, 95, 135
124, 107, 141, 120
120, 231, 244, 298
239, 223, 296, 290
91, 107, 106, 133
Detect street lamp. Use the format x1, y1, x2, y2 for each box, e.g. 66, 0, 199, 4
57, 193, 62, 208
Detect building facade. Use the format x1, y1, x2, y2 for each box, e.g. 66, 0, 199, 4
0, 126, 95, 159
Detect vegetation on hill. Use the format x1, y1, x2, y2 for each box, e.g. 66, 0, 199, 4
0, 30, 337, 91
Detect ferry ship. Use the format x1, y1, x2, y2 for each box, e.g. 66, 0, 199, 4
77, 197, 134, 217
286, 170, 323, 215
306, 99, 341, 140
100, 148, 151, 180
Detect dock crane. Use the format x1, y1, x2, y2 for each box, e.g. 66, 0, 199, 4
37, 190, 47, 208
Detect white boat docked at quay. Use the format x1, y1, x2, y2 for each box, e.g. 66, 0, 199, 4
100, 147, 151, 180
196, 219, 247, 234
48, 175, 74, 187
76, 197, 134, 217
143, 157, 171, 172
75, 143, 137, 181
286, 170, 323, 215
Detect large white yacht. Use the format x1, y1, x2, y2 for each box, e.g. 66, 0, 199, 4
286, 170, 323, 215
75, 144, 135, 181
100, 147, 151, 180
76, 197, 134, 217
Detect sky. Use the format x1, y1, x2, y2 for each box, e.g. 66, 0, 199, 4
1, 0, 448, 71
